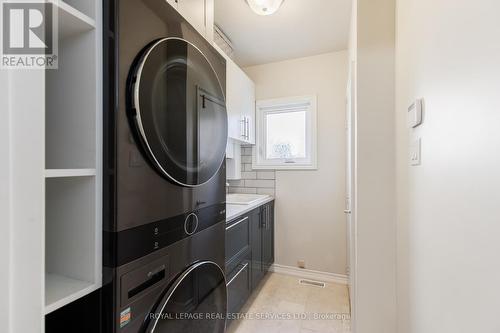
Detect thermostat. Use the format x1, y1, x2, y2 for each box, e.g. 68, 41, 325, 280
408, 99, 423, 128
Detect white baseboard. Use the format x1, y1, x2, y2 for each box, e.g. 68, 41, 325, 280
270, 264, 349, 285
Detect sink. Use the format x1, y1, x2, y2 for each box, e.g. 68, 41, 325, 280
226, 193, 270, 205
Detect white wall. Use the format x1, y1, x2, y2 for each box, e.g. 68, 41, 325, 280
396, 0, 500, 332
0, 71, 45, 333
0, 70, 11, 333
245, 51, 348, 275
351, 0, 398, 332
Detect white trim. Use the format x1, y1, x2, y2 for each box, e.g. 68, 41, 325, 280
44, 273, 95, 315
45, 169, 96, 178
253, 95, 318, 170
270, 264, 348, 285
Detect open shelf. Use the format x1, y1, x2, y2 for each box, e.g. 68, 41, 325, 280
46, 27, 96, 170
57, 0, 95, 24
45, 176, 98, 313
45, 169, 96, 178
45, 273, 95, 314
56, 0, 96, 39
42, 0, 101, 321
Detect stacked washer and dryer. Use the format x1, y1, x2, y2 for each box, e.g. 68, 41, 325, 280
103, 1, 229, 332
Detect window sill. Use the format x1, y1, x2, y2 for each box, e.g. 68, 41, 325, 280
251, 164, 318, 171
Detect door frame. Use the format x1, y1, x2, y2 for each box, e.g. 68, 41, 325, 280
345, 59, 357, 328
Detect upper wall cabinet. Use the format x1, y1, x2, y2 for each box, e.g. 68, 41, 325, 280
169, 0, 214, 41
226, 58, 256, 144
212, 36, 256, 145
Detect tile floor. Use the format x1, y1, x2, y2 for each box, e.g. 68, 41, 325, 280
227, 273, 351, 333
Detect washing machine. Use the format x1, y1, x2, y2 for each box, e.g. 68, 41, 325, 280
102, 0, 228, 332
112, 221, 227, 333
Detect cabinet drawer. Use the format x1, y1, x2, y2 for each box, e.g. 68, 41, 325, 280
227, 251, 251, 315
225, 215, 250, 267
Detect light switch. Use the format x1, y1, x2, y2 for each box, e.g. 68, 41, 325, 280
410, 138, 421, 166
408, 99, 423, 128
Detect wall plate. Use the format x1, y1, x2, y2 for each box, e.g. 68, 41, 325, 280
410, 138, 421, 166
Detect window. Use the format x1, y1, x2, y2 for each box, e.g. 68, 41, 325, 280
253, 95, 317, 170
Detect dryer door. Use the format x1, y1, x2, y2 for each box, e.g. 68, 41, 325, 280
128, 37, 228, 187
146, 261, 227, 333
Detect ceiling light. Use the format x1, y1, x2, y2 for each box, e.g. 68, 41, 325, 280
246, 0, 284, 16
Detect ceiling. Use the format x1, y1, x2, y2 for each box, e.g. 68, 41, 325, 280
214, 0, 352, 67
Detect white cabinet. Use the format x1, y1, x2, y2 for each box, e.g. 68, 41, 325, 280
44, 0, 102, 316
226, 58, 256, 144
3, 1, 102, 331
169, 0, 214, 41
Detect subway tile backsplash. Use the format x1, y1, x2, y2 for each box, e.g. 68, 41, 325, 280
228, 145, 276, 196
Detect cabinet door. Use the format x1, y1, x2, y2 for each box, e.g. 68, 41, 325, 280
225, 214, 250, 273
226, 59, 256, 144
204, 0, 214, 42
241, 78, 256, 144
177, 0, 206, 36
250, 209, 264, 289
226, 60, 244, 141
262, 203, 275, 273
227, 251, 251, 316
166, 0, 178, 7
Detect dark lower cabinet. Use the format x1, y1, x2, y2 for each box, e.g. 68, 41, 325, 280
250, 208, 264, 290
262, 201, 274, 273
226, 214, 251, 274
227, 250, 251, 315
225, 200, 275, 319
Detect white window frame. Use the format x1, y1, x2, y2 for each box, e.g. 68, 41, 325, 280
252, 95, 317, 170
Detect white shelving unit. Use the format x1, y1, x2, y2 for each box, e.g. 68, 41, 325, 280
44, 0, 102, 315
45, 274, 95, 315
45, 169, 97, 178
57, 0, 95, 39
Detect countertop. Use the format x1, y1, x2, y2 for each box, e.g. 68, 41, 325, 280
226, 195, 274, 222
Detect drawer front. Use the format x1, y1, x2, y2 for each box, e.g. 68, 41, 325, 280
225, 215, 250, 266
227, 251, 251, 315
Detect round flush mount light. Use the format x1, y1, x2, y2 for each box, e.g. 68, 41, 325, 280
246, 0, 284, 16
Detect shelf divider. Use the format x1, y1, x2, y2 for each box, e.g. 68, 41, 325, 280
45, 273, 95, 314
53, 0, 96, 39
45, 169, 96, 178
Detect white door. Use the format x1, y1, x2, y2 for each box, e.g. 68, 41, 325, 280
241, 76, 256, 144
226, 59, 256, 144
345, 60, 356, 315
166, 0, 178, 8
177, 0, 207, 36
226, 60, 243, 141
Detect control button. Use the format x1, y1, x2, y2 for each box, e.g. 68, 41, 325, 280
184, 213, 199, 236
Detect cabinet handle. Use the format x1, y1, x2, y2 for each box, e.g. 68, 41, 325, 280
267, 205, 271, 229
245, 118, 248, 140
241, 118, 246, 139
266, 206, 269, 229
261, 206, 267, 229
226, 216, 248, 231
262, 206, 266, 229
246, 118, 250, 140
240, 117, 250, 141
227, 263, 249, 286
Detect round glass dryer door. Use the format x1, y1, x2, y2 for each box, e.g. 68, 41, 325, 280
129, 38, 228, 187
146, 261, 227, 333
